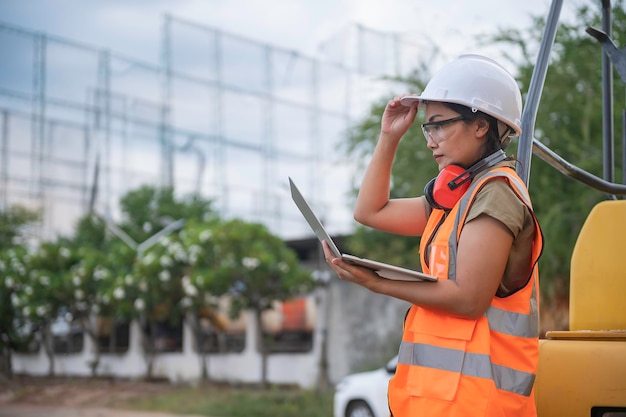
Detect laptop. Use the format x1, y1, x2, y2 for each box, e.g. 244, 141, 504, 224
289, 178, 437, 282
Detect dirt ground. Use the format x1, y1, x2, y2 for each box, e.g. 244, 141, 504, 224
0, 375, 176, 408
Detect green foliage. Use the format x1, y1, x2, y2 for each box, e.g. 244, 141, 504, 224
0, 205, 40, 251
119, 185, 215, 243
210, 219, 316, 317
0, 245, 37, 351
22, 241, 79, 326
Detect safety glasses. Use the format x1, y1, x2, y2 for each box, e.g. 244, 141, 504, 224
421, 116, 465, 144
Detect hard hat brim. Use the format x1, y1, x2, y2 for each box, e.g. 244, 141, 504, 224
399, 95, 423, 107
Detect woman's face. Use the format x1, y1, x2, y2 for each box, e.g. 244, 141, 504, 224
423, 102, 486, 171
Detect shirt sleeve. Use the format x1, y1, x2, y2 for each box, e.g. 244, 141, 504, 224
465, 178, 527, 237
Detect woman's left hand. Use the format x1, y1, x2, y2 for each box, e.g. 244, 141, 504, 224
322, 240, 382, 291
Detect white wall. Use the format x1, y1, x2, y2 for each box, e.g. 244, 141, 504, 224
11, 307, 325, 388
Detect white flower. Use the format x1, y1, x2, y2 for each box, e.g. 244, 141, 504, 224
38, 275, 50, 286
22, 306, 30, 317
142, 222, 153, 233
278, 262, 289, 273
124, 274, 134, 285
160, 255, 173, 268
11, 258, 22, 270
113, 287, 125, 300
72, 275, 81, 286
0, 260, 5, 271
134, 298, 145, 311
180, 297, 193, 308
24, 286, 33, 296
59, 247, 71, 258
242, 257, 260, 270
159, 236, 171, 247
184, 283, 198, 297
199, 230, 212, 243
74, 289, 84, 300
142, 252, 156, 266
172, 247, 187, 262
5, 276, 14, 289
167, 242, 183, 255
36, 305, 47, 317
11, 293, 20, 306
94, 267, 108, 280
159, 270, 171, 282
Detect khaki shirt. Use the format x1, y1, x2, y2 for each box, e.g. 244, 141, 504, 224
467, 161, 535, 296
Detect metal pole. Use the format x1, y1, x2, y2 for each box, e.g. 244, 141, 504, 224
600, 0, 615, 189
517, 0, 563, 186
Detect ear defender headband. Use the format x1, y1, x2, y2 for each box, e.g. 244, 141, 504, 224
424, 150, 507, 210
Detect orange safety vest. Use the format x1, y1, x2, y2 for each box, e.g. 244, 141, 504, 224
388, 167, 543, 417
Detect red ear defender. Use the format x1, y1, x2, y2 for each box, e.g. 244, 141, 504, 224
424, 164, 471, 210
424, 150, 507, 210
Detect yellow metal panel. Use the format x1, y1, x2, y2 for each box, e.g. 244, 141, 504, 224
535, 339, 626, 417
570, 200, 626, 331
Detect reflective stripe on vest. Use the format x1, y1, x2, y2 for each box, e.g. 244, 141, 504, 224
397, 341, 536, 396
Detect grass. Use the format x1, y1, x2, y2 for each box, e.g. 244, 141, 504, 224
121, 384, 335, 417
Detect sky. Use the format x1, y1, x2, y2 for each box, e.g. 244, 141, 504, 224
0, 0, 585, 238
0, 0, 581, 71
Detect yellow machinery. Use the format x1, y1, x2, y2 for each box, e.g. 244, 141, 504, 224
535, 201, 626, 416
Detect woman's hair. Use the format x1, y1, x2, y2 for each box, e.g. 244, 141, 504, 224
442, 102, 503, 158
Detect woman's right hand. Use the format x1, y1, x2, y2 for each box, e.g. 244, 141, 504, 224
380, 96, 418, 140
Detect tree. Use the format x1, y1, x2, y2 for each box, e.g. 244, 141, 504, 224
0, 205, 40, 378
21, 240, 79, 376
210, 219, 316, 387
0, 246, 35, 378
175, 219, 229, 381
106, 185, 218, 380
67, 214, 135, 376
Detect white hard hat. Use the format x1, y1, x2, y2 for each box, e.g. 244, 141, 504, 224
401, 54, 523, 138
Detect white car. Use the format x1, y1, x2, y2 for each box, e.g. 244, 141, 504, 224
333, 356, 397, 417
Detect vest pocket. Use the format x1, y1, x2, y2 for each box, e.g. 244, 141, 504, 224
404, 310, 478, 401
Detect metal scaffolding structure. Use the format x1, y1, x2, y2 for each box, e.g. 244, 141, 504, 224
0, 16, 430, 241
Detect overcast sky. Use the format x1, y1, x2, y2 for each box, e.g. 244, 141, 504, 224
0, 0, 581, 69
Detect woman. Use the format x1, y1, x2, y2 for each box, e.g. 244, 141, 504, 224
323, 54, 543, 416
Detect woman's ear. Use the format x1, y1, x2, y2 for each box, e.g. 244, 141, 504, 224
475, 118, 490, 138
